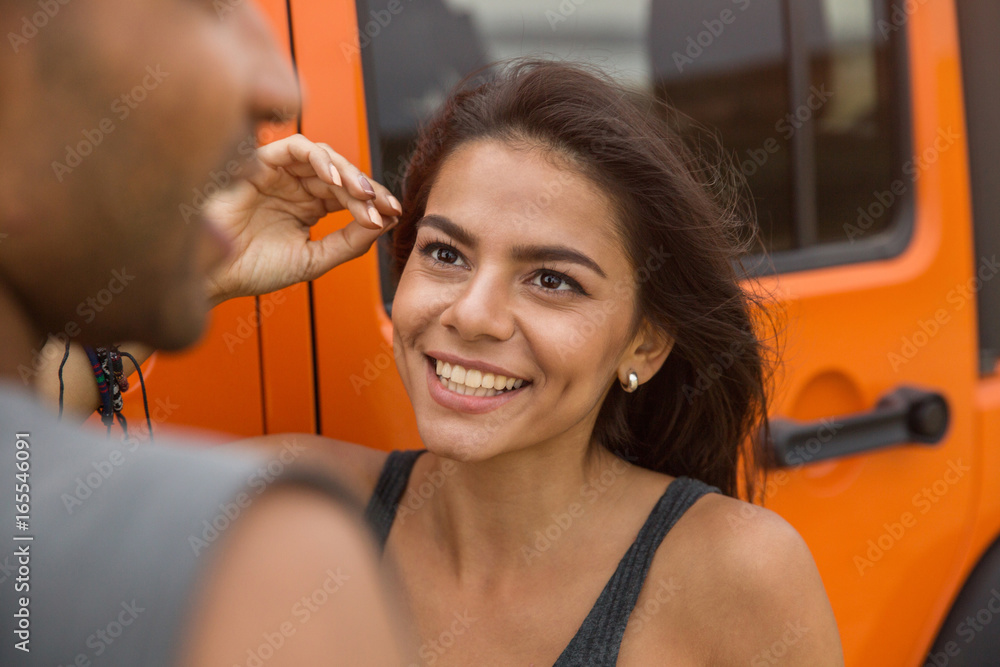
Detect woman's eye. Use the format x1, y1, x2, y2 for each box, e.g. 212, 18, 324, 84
423, 243, 467, 267
534, 271, 574, 292
431, 246, 461, 265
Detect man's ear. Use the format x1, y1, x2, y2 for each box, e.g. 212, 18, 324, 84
618, 321, 674, 388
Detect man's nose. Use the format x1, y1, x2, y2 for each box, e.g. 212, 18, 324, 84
239, 2, 301, 126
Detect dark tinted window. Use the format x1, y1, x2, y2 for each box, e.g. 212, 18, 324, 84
360, 0, 907, 305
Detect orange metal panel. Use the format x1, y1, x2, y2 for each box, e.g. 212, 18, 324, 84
255, 0, 317, 435
755, 2, 979, 664
289, 0, 421, 451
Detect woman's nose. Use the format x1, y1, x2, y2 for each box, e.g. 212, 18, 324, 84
438, 269, 516, 342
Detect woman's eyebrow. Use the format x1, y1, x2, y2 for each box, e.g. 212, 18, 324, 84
510, 245, 607, 279
415, 214, 607, 279
415, 215, 477, 249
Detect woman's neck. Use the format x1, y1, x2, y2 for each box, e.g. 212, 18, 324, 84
417, 430, 635, 589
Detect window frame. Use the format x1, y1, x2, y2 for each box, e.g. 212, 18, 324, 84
743, 0, 914, 276
955, 0, 1000, 375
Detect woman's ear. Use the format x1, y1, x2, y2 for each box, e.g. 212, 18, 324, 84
619, 322, 674, 387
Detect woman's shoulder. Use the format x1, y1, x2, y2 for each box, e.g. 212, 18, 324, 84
642, 477, 813, 591
676, 489, 809, 568
636, 489, 844, 664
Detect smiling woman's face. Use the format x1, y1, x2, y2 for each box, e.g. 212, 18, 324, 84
392, 139, 652, 461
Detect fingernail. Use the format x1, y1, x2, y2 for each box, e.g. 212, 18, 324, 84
367, 203, 383, 228
388, 195, 402, 214
358, 174, 376, 197
329, 165, 343, 187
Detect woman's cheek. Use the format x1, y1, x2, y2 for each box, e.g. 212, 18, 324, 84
537, 302, 629, 374
394, 273, 449, 330
529, 310, 594, 366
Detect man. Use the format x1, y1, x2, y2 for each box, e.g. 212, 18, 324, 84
0, 1, 409, 664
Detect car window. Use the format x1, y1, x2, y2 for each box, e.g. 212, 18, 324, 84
359, 0, 909, 306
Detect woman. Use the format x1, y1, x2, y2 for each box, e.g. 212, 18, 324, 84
354, 60, 843, 664
47, 61, 843, 665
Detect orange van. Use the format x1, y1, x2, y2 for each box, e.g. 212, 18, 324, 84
103, 0, 1000, 664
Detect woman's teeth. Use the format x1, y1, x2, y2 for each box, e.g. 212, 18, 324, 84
434, 358, 525, 397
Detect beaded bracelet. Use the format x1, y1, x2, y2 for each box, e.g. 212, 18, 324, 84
64, 343, 154, 442
83, 345, 116, 435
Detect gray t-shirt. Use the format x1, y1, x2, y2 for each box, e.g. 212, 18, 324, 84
0, 382, 355, 666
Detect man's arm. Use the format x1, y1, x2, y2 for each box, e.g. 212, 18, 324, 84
33, 341, 152, 422
179, 486, 414, 666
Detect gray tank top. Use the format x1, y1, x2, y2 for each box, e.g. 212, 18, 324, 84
364, 449, 722, 666
0, 382, 358, 667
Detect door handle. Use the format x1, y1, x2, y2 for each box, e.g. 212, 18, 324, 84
767, 385, 950, 467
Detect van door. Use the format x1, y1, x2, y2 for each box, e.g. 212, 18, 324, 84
306, 1, 979, 662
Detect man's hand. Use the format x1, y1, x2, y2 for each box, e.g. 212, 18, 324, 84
204, 134, 402, 305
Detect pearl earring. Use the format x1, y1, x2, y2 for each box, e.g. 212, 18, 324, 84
621, 370, 639, 393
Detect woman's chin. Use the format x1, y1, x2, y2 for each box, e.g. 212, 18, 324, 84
416, 422, 502, 463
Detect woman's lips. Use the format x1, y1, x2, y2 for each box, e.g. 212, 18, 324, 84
424, 355, 528, 414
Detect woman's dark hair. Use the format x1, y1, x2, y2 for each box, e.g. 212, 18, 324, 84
392, 59, 779, 502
